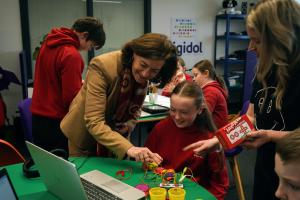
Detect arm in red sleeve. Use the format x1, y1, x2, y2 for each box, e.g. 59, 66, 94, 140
60, 50, 84, 110
144, 125, 159, 152
203, 89, 218, 113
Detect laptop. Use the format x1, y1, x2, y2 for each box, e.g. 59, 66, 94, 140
0, 168, 19, 200
25, 141, 145, 200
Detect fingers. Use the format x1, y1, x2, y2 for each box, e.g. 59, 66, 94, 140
182, 143, 194, 151
150, 153, 163, 165
246, 130, 263, 138
143, 151, 163, 165
241, 137, 261, 149
193, 145, 207, 155
136, 150, 150, 163
183, 141, 203, 151
130, 147, 161, 164
127, 147, 163, 165
241, 142, 256, 149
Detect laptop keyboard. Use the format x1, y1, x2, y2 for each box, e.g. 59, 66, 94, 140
81, 178, 122, 200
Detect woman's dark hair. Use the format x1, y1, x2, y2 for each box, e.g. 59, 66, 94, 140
172, 81, 217, 131
192, 59, 227, 93
72, 17, 106, 50
121, 33, 178, 87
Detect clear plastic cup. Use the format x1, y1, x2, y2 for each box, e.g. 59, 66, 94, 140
148, 84, 158, 104
168, 188, 186, 200
149, 187, 167, 200
149, 92, 158, 104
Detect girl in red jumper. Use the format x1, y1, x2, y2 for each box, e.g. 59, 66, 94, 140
144, 81, 229, 200
184, 59, 228, 154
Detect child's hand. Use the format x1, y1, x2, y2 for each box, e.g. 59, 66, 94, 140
183, 137, 220, 156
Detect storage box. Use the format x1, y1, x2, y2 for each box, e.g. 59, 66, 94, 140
215, 115, 254, 150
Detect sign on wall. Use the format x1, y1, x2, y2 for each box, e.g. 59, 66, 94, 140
171, 18, 203, 56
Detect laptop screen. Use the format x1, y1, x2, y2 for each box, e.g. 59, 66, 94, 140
0, 168, 18, 200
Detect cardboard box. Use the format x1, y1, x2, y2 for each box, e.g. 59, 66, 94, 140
215, 115, 254, 150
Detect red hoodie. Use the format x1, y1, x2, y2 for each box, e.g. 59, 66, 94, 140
31, 28, 84, 119
202, 81, 228, 128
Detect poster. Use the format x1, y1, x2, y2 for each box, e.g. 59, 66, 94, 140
171, 18, 203, 56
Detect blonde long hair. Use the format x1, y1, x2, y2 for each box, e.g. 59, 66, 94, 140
247, 0, 300, 110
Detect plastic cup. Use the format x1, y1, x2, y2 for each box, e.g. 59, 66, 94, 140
148, 84, 158, 104
149, 92, 158, 104
149, 187, 167, 200
168, 188, 186, 200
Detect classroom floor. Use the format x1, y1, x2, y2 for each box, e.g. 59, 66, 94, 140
224, 149, 256, 200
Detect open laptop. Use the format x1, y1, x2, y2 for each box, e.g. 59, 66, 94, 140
25, 141, 145, 200
0, 168, 19, 200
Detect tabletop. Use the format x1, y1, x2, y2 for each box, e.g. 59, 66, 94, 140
138, 95, 170, 122
3, 157, 216, 200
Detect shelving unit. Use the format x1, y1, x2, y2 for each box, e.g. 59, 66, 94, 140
214, 14, 250, 112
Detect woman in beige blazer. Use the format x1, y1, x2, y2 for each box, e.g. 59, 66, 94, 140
61, 33, 177, 164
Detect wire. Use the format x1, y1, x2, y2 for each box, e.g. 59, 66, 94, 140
69, 157, 90, 171
115, 167, 133, 180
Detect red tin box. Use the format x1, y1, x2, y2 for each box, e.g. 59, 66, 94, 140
215, 115, 254, 150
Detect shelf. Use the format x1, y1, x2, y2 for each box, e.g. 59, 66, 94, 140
216, 59, 246, 65
216, 14, 247, 20
216, 35, 249, 40
214, 13, 249, 107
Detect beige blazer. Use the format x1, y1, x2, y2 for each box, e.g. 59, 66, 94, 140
60, 51, 135, 159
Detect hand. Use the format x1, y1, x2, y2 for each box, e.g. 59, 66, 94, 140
241, 129, 272, 149
241, 129, 289, 149
127, 146, 163, 165
182, 137, 220, 156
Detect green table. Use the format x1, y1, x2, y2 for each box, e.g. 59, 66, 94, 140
4, 157, 216, 200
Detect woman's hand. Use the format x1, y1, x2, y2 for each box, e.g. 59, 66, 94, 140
183, 137, 220, 156
126, 146, 163, 165
241, 129, 288, 149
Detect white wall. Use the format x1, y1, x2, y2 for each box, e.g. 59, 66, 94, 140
152, 0, 220, 69
0, 0, 260, 122
0, 0, 23, 122
152, 0, 257, 69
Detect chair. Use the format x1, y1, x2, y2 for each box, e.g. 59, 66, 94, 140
18, 98, 33, 141
242, 50, 256, 104
19, 51, 34, 99
225, 147, 245, 200
225, 100, 250, 200
0, 139, 25, 166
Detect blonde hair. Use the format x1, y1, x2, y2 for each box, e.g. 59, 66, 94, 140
247, 0, 300, 110
276, 127, 300, 164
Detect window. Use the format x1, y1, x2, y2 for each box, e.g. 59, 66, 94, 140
19, 0, 149, 79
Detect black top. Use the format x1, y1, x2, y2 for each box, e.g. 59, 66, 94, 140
250, 67, 300, 131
